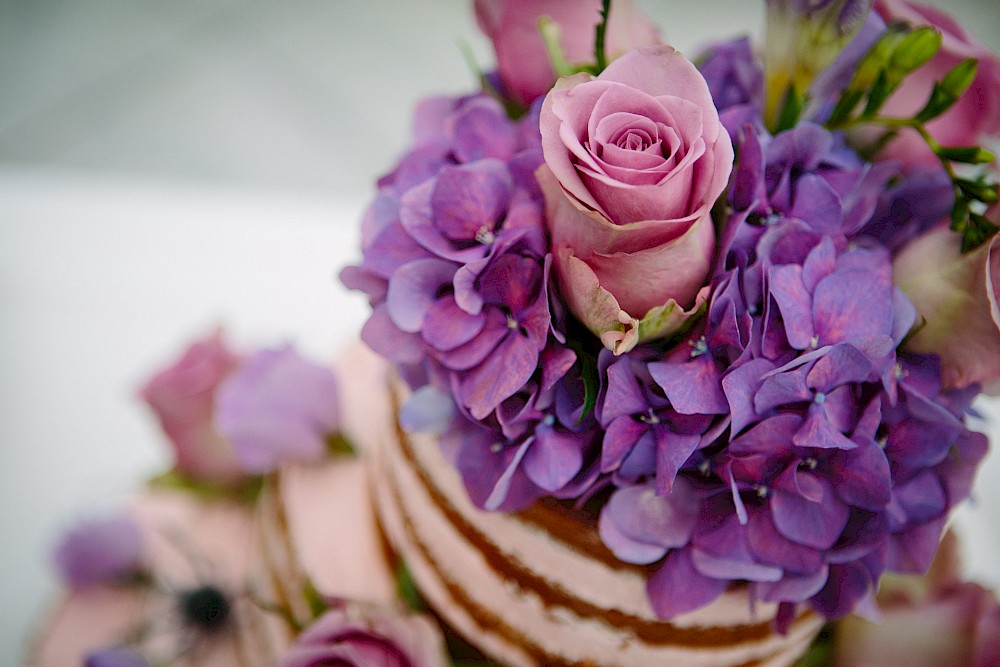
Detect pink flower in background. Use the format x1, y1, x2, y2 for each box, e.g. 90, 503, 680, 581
893, 224, 1000, 393
280, 604, 448, 667
539, 45, 733, 353
214, 345, 340, 474
139, 330, 245, 483
35, 491, 269, 667
873, 0, 1000, 167
474, 0, 660, 107
834, 533, 1000, 667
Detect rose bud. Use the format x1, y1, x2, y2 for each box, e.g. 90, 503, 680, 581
474, 0, 660, 107
539, 45, 733, 354
279, 604, 448, 667
139, 329, 245, 483
893, 224, 1000, 393
873, 0, 1000, 169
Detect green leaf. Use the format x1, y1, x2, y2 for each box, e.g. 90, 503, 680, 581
147, 469, 265, 504
888, 27, 941, 74
325, 432, 357, 457
827, 88, 865, 126
592, 0, 612, 73
935, 145, 995, 164
794, 624, 835, 667
394, 558, 426, 613
962, 213, 1000, 252
303, 579, 328, 620
577, 348, 599, 424
862, 69, 892, 117
774, 84, 807, 133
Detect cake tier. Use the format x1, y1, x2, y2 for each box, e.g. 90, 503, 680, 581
349, 346, 825, 667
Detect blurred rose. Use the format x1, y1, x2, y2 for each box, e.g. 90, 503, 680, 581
893, 224, 1000, 393
214, 345, 340, 474
139, 330, 245, 483
539, 45, 733, 353
474, 0, 660, 107
279, 605, 448, 667
873, 0, 1000, 168
834, 533, 1000, 667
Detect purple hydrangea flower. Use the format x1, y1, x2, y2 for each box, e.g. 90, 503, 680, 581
596, 341, 726, 494
85, 648, 150, 667
343, 91, 591, 510
54, 515, 144, 589
451, 343, 601, 511
214, 345, 340, 474
858, 166, 955, 252
697, 37, 765, 138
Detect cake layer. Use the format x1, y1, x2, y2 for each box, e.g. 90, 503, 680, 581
369, 362, 824, 667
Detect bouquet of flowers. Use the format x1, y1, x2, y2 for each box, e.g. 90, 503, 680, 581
342, 0, 1000, 640
30, 1, 1000, 666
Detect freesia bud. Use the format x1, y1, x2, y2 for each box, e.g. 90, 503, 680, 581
764, 0, 874, 127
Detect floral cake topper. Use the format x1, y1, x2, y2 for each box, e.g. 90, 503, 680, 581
344, 0, 1000, 625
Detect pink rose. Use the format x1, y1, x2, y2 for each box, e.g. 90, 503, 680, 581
474, 0, 660, 107
539, 45, 734, 353
873, 0, 1000, 168
834, 533, 1000, 667
139, 330, 245, 483
893, 224, 1000, 393
280, 605, 448, 667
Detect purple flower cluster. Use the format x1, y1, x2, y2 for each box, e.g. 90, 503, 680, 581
342, 93, 601, 510
54, 514, 145, 590
697, 36, 765, 137
346, 68, 988, 624
597, 121, 987, 621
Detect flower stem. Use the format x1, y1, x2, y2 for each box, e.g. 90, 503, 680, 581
594, 0, 612, 72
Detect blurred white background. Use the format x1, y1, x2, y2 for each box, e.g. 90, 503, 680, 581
2, 1, 999, 664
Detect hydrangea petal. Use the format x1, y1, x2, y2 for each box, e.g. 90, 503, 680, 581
813, 269, 892, 345
421, 295, 487, 352
386, 259, 457, 333
654, 429, 701, 494
771, 475, 850, 549
647, 549, 728, 619
769, 264, 815, 350
601, 479, 701, 557
649, 355, 729, 415
523, 423, 584, 492
747, 507, 825, 574
601, 415, 647, 472
458, 332, 538, 419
